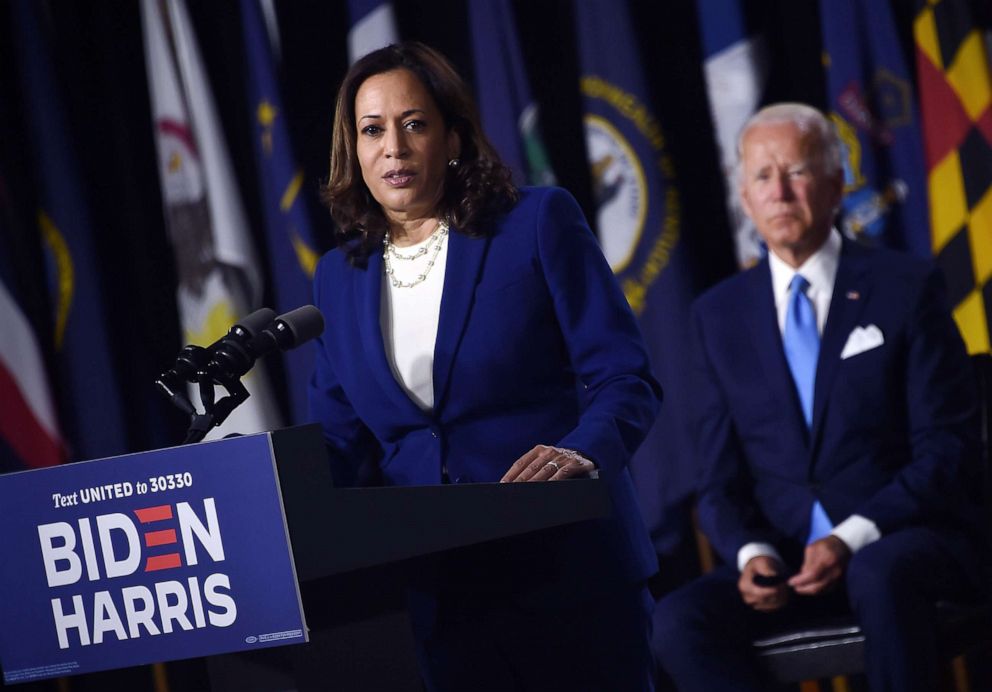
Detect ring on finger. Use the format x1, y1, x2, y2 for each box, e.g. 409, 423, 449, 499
555, 448, 587, 464
545, 460, 560, 472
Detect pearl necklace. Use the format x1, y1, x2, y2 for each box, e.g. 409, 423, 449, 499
383, 220, 449, 288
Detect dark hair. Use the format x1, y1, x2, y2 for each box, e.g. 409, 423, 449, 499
321, 42, 518, 265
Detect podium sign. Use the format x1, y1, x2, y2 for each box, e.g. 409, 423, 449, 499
0, 433, 307, 684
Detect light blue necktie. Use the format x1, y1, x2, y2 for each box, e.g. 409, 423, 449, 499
782, 275, 832, 543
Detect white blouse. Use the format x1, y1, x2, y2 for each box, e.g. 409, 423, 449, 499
379, 231, 449, 411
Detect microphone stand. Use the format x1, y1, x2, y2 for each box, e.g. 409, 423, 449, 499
155, 352, 253, 445
156, 305, 324, 445
183, 368, 250, 445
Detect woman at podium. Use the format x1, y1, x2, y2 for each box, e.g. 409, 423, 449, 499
310, 41, 661, 691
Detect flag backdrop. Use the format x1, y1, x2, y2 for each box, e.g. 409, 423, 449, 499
11, 0, 128, 461
347, 0, 398, 65
0, 175, 64, 472
696, 0, 767, 269
240, 0, 321, 424
575, 0, 698, 562
468, 0, 556, 187
915, 0, 992, 354
820, 0, 931, 258
141, 0, 281, 438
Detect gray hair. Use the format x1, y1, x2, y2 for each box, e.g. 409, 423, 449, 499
736, 103, 844, 178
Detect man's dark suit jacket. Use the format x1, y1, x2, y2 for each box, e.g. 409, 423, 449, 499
691, 238, 983, 571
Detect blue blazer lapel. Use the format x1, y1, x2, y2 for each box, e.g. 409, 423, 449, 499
811, 240, 870, 440
354, 250, 427, 419
745, 262, 810, 436
433, 229, 490, 413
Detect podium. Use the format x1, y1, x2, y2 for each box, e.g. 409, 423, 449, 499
0, 423, 609, 688
206, 425, 612, 691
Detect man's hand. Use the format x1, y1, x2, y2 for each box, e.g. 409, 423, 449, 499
739, 555, 789, 612
788, 535, 851, 596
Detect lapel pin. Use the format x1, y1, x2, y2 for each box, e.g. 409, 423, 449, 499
846, 290, 860, 301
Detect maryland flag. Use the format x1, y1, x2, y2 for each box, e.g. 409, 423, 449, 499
915, 0, 992, 354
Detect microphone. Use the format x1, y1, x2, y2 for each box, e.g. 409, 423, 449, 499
206, 307, 279, 382
157, 305, 325, 439
154, 344, 210, 415
249, 305, 325, 356
206, 305, 325, 381
156, 307, 277, 408
225, 306, 280, 342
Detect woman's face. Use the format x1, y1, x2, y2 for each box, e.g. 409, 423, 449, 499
354, 68, 459, 224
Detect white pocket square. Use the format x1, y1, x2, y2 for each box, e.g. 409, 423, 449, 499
840, 324, 884, 360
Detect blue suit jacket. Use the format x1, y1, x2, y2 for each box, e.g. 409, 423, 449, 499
309, 186, 660, 585
691, 239, 982, 569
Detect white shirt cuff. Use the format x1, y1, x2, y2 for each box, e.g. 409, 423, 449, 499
737, 542, 783, 572
830, 514, 881, 553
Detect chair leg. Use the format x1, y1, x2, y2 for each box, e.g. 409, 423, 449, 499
950, 656, 970, 692
152, 662, 169, 692
830, 675, 852, 692
691, 507, 716, 574
795, 676, 862, 692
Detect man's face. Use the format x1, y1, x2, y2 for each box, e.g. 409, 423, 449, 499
739, 121, 843, 267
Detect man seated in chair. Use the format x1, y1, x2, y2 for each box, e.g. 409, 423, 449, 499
654, 103, 988, 692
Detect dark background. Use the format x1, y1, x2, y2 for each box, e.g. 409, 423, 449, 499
0, 0, 936, 454
0, 1, 989, 690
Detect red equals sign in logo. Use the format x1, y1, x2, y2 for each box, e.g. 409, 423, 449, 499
134, 505, 182, 572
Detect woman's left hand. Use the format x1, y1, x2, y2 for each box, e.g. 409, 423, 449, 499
500, 445, 597, 482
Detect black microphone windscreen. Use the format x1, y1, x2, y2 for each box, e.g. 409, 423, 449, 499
205, 307, 278, 380
271, 305, 325, 349
232, 307, 278, 339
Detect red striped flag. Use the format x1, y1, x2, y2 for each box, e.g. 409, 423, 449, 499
0, 265, 63, 470
0, 173, 63, 470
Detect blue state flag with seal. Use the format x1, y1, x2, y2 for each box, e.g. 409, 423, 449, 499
575, 0, 700, 571
11, 0, 128, 462
820, 0, 932, 258
240, 0, 322, 425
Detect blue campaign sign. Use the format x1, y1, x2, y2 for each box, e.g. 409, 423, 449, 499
0, 433, 308, 683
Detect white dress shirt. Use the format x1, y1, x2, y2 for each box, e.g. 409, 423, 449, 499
737, 229, 881, 572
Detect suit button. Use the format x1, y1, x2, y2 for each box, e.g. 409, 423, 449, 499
430, 430, 438, 438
